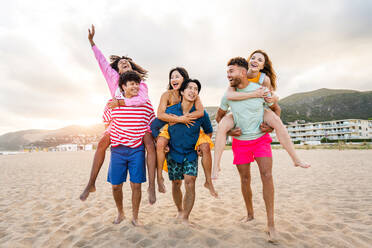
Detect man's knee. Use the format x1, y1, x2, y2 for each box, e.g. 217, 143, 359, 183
240, 174, 251, 185
184, 176, 196, 188
260, 170, 273, 181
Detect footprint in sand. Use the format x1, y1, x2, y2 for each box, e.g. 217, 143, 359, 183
126, 233, 144, 244
138, 238, 152, 247
210, 207, 228, 215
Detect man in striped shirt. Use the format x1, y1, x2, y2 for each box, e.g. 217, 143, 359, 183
103, 71, 155, 226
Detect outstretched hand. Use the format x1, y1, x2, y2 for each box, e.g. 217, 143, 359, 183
88, 24, 95, 46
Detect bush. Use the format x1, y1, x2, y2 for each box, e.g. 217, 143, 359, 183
321, 138, 371, 143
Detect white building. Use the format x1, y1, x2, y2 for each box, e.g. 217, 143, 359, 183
271, 119, 372, 143
56, 144, 78, 152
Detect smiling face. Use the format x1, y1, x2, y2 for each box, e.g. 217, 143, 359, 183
117, 59, 133, 74
227, 65, 246, 87
181, 82, 199, 102
170, 70, 184, 90
248, 52, 265, 71
121, 80, 140, 98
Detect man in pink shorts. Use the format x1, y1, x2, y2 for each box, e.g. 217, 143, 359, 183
216, 57, 281, 241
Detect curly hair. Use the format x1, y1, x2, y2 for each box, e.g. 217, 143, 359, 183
110, 55, 148, 79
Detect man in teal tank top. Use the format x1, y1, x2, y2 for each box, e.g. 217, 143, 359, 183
216, 57, 281, 241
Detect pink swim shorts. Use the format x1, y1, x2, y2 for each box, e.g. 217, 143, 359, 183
232, 133, 272, 165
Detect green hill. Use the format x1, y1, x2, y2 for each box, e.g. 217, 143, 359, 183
279, 88, 372, 123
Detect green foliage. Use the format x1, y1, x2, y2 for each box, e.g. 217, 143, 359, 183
279, 89, 372, 123
321, 138, 371, 143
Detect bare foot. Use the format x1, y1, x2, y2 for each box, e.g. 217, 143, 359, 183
157, 177, 166, 193
147, 187, 156, 205
79, 184, 96, 201
211, 165, 220, 180
131, 219, 144, 227
294, 160, 311, 168
204, 181, 218, 198
181, 218, 195, 227
113, 212, 125, 224
265, 226, 279, 243
176, 211, 183, 220
240, 215, 254, 222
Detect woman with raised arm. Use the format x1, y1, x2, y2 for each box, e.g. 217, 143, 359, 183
212, 50, 310, 179
80, 25, 157, 205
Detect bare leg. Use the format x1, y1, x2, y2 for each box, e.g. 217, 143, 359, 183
130, 182, 143, 226
143, 133, 157, 205
199, 143, 218, 198
182, 175, 196, 224
156, 137, 169, 193
80, 133, 110, 201
255, 157, 277, 242
212, 114, 235, 179
236, 164, 254, 222
112, 184, 125, 224
264, 109, 310, 168
171, 180, 183, 219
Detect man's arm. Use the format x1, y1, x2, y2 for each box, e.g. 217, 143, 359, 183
216, 108, 227, 123
150, 118, 167, 139
269, 103, 281, 117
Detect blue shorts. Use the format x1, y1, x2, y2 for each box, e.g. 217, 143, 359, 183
166, 154, 198, 181
107, 144, 146, 185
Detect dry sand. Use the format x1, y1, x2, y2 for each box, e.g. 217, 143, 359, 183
0, 150, 371, 248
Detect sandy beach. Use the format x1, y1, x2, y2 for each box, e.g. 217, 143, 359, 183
0, 149, 371, 247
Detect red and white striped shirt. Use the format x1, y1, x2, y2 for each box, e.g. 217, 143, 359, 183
103, 100, 155, 148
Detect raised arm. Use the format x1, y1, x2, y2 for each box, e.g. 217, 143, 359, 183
226, 86, 268, 101
89, 25, 119, 97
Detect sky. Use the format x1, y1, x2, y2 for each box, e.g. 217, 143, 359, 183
0, 0, 372, 135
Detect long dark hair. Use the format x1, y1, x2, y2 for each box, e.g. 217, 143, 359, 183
110, 55, 148, 79
168, 67, 189, 90
247, 50, 277, 91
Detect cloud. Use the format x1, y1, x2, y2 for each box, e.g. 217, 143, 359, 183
0, 0, 372, 134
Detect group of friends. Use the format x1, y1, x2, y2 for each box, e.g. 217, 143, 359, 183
79, 25, 310, 241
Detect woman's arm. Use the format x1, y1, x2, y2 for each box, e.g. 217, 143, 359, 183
188, 96, 204, 119
261, 77, 279, 103
157, 91, 196, 125
226, 86, 268, 101
89, 25, 119, 97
